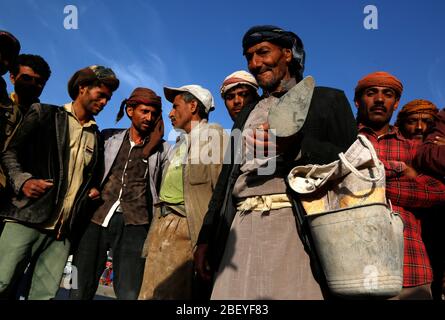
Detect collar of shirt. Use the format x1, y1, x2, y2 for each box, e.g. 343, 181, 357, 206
358, 124, 405, 141
128, 129, 149, 148
64, 102, 97, 128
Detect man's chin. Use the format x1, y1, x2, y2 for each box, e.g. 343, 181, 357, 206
412, 135, 424, 141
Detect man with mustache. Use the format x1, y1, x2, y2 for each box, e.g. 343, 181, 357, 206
414, 106, 445, 299
220, 70, 259, 121
195, 25, 357, 300
69, 87, 170, 300
355, 71, 445, 299
395, 99, 440, 142
138, 85, 227, 300
0, 65, 119, 299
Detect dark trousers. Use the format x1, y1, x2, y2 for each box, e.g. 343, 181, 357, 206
69, 213, 148, 300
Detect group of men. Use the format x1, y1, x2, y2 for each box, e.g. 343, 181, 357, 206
0, 24, 444, 301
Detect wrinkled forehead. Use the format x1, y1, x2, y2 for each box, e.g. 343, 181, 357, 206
405, 112, 436, 120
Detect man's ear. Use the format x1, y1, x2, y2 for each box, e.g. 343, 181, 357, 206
283, 48, 292, 63
126, 105, 134, 118
354, 100, 361, 110
189, 100, 198, 114
78, 85, 87, 96
394, 99, 400, 110
9, 72, 16, 85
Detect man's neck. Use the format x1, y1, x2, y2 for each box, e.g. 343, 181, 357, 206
12, 92, 38, 111
72, 100, 92, 126
364, 122, 391, 137
264, 77, 297, 97
129, 126, 147, 145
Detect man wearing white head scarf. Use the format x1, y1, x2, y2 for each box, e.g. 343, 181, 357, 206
220, 70, 259, 121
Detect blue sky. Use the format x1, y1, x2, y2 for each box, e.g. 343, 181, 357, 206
1, 0, 444, 142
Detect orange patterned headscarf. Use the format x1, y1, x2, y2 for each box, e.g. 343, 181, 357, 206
354, 71, 403, 100
395, 99, 438, 127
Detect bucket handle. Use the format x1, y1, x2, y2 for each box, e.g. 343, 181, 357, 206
337, 135, 384, 183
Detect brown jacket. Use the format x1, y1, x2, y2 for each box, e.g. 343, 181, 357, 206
168, 120, 228, 248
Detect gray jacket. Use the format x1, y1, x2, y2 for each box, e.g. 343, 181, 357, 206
100, 128, 171, 218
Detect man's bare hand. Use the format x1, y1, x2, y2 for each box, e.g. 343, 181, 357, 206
403, 165, 418, 178
194, 244, 212, 281
22, 179, 53, 199
245, 125, 277, 158
433, 136, 445, 146
88, 188, 101, 200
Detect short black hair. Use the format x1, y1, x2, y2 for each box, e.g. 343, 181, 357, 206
10, 54, 51, 83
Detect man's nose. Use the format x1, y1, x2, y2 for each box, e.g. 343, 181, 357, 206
99, 97, 107, 107
416, 119, 425, 131
248, 54, 262, 72
375, 92, 384, 102
233, 94, 242, 105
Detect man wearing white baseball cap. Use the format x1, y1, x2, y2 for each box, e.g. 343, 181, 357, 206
138, 84, 228, 300
220, 70, 259, 121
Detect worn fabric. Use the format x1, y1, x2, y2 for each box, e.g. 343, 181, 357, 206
211, 207, 323, 300
233, 94, 291, 198
138, 120, 227, 299
414, 109, 445, 176
354, 71, 403, 97
236, 194, 292, 212
138, 209, 194, 300
359, 124, 445, 287
0, 92, 37, 190
0, 103, 102, 242
71, 125, 169, 300
159, 141, 186, 205
182, 121, 228, 248
0, 222, 71, 300
92, 132, 153, 226
70, 214, 148, 300
38, 103, 96, 232
198, 84, 358, 288
90, 129, 170, 227
0, 102, 102, 300
93, 132, 131, 225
